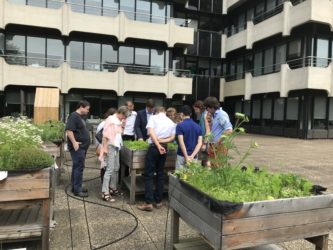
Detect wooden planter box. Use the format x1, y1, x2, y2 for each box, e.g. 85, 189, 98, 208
120, 146, 176, 204
0, 168, 51, 249
169, 175, 333, 250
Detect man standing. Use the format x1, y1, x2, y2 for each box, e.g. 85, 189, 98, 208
134, 99, 155, 141
122, 101, 137, 141
66, 100, 91, 197
175, 105, 203, 169
137, 106, 175, 211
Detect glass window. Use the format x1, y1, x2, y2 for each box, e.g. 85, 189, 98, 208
103, 0, 118, 17
266, 0, 277, 11
199, 16, 210, 30
187, 0, 198, 10
151, 49, 164, 74
136, 0, 151, 22
27, 36, 45, 67
47, 0, 63, 8
255, 1, 264, 16
244, 54, 253, 72
211, 32, 221, 58
28, 0, 46, 7
274, 98, 284, 121
236, 58, 243, 79
120, 0, 135, 20
197, 76, 210, 100
213, 0, 222, 14
253, 51, 262, 76
286, 97, 298, 120
264, 47, 274, 74
135, 48, 149, 67
235, 100, 242, 113
275, 44, 286, 71
5, 34, 26, 65
85, 0, 102, 15
68, 0, 84, 13
228, 60, 236, 80
46, 38, 63, 68
211, 60, 222, 77
244, 101, 251, 117
198, 31, 211, 57
84, 42, 101, 71
288, 39, 302, 58
8, 0, 26, 4
252, 99, 261, 119
247, 8, 254, 22
263, 99, 272, 119
0, 33, 4, 55
313, 96, 327, 129
316, 38, 329, 67
328, 98, 333, 128
152, 1, 166, 24
119, 46, 134, 64
69, 41, 83, 69
102, 44, 117, 72
200, 0, 212, 12
238, 13, 246, 32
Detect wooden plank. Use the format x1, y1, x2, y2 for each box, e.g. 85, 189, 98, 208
0, 189, 49, 202
0, 179, 49, 191
174, 237, 213, 250
222, 220, 333, 249
225, 194, 333, 219
306, 235, 329, 250
170, 197, 221, 249
170, 209, 180, 247
26, 206, 41, 224
223, 207, 333, 235
7, 168, 50, 180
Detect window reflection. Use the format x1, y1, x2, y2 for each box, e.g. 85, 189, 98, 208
86, 0, 102, 16
47, 38, 64, 68
5, 34, 26, 65
69, 41, 83, 69
103, 0, 118, 17
27, 36, 45, 67
84, 42, 101, 71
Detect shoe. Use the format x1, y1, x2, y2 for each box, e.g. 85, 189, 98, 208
74, 192, 89, 198
102, 193, 115, 202
137, 203, 153, 212
154, 202, 163, 209
109, 188, 123, 197
71, 187, 88, 193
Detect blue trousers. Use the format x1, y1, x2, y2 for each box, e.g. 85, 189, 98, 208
144, 145, 167, 204
70, 148, 86, 193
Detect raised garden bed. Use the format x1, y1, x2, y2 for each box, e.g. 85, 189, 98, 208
169, 174, 333, 250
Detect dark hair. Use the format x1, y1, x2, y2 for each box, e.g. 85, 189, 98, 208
204, 96, 220, 110
193, 100, 205, 112
104, 107, 116, 119
180, 105, 192, 117
146, 99, 155, 108
76, 100, 90, 109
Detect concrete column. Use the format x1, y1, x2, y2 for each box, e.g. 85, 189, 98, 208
219, 78, 225, 102
282, 1, 292, 36
61, 62, 69, 94
246, 21, 253, 50
280, 64, 289, 98
0, 0, 4, 30
62, 4, 70, 36
221, 34, 227, 59
118, 12, 126, 43
244, 72, 252, 100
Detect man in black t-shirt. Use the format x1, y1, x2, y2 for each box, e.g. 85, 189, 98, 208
66, 100, 91, 197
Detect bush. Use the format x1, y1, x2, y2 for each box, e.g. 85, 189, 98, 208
37, 120, 65, 142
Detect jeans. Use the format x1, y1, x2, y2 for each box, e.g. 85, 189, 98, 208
102, 145, 120, 193
144, 145, 167, 204
70, 148, 86, 193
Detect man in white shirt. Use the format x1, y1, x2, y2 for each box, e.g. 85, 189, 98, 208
137, 106, 176, 211
122, 101, 137, 141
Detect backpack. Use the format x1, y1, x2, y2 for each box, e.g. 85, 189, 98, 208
95, 128, 103, 144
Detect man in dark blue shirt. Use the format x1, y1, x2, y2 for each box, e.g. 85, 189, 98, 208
175, 105, 203, 169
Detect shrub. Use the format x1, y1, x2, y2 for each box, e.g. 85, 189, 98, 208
37, 120, 65, 142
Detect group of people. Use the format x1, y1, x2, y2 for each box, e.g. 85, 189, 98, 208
65, 97, 233, 211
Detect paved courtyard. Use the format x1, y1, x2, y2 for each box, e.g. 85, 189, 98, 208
48, 134, 333, 250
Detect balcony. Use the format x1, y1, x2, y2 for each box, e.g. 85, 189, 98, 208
223, 0, 244, 13
0, 57, 192, 98
224, 0, 333, 54
0, 1, 194, 47
220, 57, 333, 101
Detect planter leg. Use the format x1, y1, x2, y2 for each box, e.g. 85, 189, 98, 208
129, 169, 136, 204
42, 199, 50, 250
170, 208, 179, 250
305, 234, 329, 250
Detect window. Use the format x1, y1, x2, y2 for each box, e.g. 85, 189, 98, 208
253, 51, 262, 76
0, 33, 4, 55
288, 39, 302, 58
275, 44, 286, 71
213, 0, 222, 14
266, 0, 277, 11
211, 32, 221, 58
136, 0, 151, 22
187, 0, 198, 10
198, 31, 211, 57
263, 47, 274, 74
120, 0, 135, 20
252, 99, 261, 119
102, 44, 117, 72
8, 0, 26, 4
27, 36, 46, 67
274, 98, 284, 121
328, 98, 333, 128
263, 98, 272, 125
135, 48, 149, 74
244, 101, 251, 117
247, 8, 254, 22
28, 0, 46, 7
69, 41, 83, 69
5, 34, 26, 65
152, 1, 166, 24
119, 46, 134, 64
313, 96, 327, 129
211, 60, 222, 77
103, 0, 118, 17
68, 0, 84, 13
236, 58, 243, 79
200, 0, 212, 12
84, 42, 101, 71
47, 0, 63, 9
46, 38, 63, 68
316, 38, 329, 67
235, 100, 242, 113
151, 49, 164, 74
286, 97, 299, 128
85, 0, 102, 15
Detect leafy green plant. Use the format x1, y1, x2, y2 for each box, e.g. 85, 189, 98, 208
123, 140, 177, 151
37, 120, 65, 142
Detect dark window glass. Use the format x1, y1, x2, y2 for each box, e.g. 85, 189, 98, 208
211, 32, 221, 58
235, 100, 242, 113
211, 60, 222, 77
136, 0, 151, 22
28, 0, 46, 7
84, 42, 101, 71
152, 1, 166, 24
313, 96, 327, 129
238, 12, 246, 32
200, 0, 212, 12
69, 0, 84, 13
69, 41, 83, 69
252, 99, 261, 119
210, 77, 220, 97
86, 0, 102, 15
5, 34, 26, 65
286, 97, 298, 128
120, 0, 135, 20
198, 31, 211, 57
229, 60, 236, 80
247, 8, 254, 21
102, 44, 117, 72
253, 51, 262, 76
236, 58, 243, 79
119, 46, 134, 64
255, 1, 264, 16
187, 31, 198, 56
103, 0, 118, 17
27, 36, 46, 67
213, 0, 222, 13
316, 38, 329, 67
0, 33, 4, 55
328, 98, 333, 128
47, 38, 63, 68
196, 76, 210, 100
151, 49, 164, 74
198, 59, 209, 76
135, 47, 149, 73
244, 101, 251, 117
263, 47, 274, 74
266, 0, 277, 11
274, 98, 284, 122
263, 98, 272, 119
47, 0, 63, 8
275, 44, 286, 71
288, 39, 302, 58
199, 16, 210, 30
244, 54, 253, 72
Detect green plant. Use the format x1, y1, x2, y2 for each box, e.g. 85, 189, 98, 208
37, 120, 65, 142
123, 140, 178, 151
